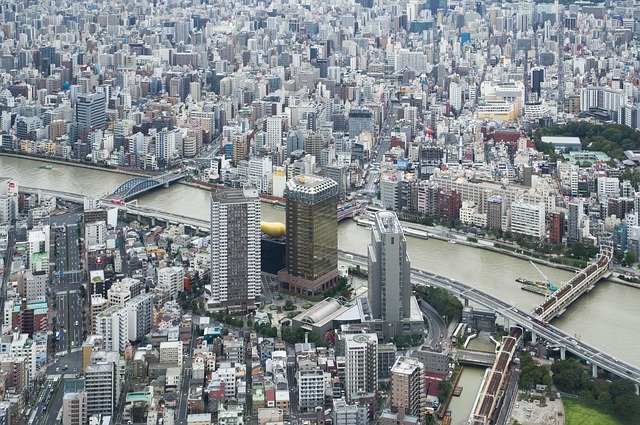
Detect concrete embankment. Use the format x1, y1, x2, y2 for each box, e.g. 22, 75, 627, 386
0, 151, 151, 177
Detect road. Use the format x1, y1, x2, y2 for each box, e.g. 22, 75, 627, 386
56, 289, 84, 353
337, 251, 640, 385
418, 300, 446, 349
176, 327, 197, 425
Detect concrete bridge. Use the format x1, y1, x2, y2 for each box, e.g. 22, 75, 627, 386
454, 349, 497, 367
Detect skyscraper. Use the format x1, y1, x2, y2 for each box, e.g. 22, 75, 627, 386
76, 92, 106, 131
278, 175, 339, 295
210, 188, 261, 313
368, 212, 415, 339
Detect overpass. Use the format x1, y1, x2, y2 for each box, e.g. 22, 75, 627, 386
17, 187, 640, 385
454, 349, 496, 367
533, 249, 612, 322
337, 203, 364, 221
105, 172, 187, 201
469, 327, 522, 425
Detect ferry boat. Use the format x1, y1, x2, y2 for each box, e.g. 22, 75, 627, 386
38, 164, 53, 170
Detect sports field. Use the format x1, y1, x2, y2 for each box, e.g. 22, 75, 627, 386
562, 398, 622, 425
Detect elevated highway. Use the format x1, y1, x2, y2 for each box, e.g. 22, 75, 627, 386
337, 251, 640, 385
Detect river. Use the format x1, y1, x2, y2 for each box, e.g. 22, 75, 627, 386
2, 155, 639, 367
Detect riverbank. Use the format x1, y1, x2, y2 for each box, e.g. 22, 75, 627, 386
397, 220, 580, 273
0, 151, 152, 178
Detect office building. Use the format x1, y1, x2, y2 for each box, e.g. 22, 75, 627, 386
368, 212, 419, 339
348, 108, 374, 138
209, 188, 261, 314
597, 177, 619, 200
278, 175, 339, 295
76, 92, 106, 130
390, 356, 426, 420
266, 116, 283, 148
62, 391, 87, 425
510, 201, 545, 240
344, 333, 378, 403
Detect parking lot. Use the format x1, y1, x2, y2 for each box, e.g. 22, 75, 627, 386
510, 395, 564, 425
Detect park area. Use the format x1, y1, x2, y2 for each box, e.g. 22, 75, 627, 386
562, 398, 622, 425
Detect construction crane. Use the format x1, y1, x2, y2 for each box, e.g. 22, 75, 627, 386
530, 261, 558, 291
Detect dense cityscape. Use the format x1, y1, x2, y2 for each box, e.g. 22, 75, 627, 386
1, 0, 640, 424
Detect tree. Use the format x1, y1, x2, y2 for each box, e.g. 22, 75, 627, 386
551, 359, 589, 393
625, 251, 637, 265
614, 393, 640, 422
610, 379, 636, 400
283, 299, 295, 311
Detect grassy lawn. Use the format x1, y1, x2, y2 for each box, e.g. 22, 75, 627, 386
563, 398, 622, 425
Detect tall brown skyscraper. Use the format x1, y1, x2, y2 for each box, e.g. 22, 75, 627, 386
278, 175, 339, 295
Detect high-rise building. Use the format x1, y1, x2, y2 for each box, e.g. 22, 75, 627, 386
344, 333, 378, 412
348, 108, 374, 139
156, 266, 185, 299
368, 212, 414, 339
390, 356, 426, 420
209, 188, 261, 314
266, 116, 283, 148
85, 360, 118, 417
76, 92, 106, 131
549, 211, 565, 244
278, 175, 339, 295
62, 391, 87, 425
0, 178, 18, 225
297, 362, 326, 412
94, 305, 128, 353
568, 200, 584, 243
125, 293, 154, 341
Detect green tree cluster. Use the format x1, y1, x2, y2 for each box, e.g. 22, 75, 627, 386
534, 121, 640, 160
281, 327, 328, 347
551, 359, 640, 422
253, 322, 278, 338
323, 277, 354, 299
414, 286, 463, 322
392, 333, 424, 349
518, 353, 552, 390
